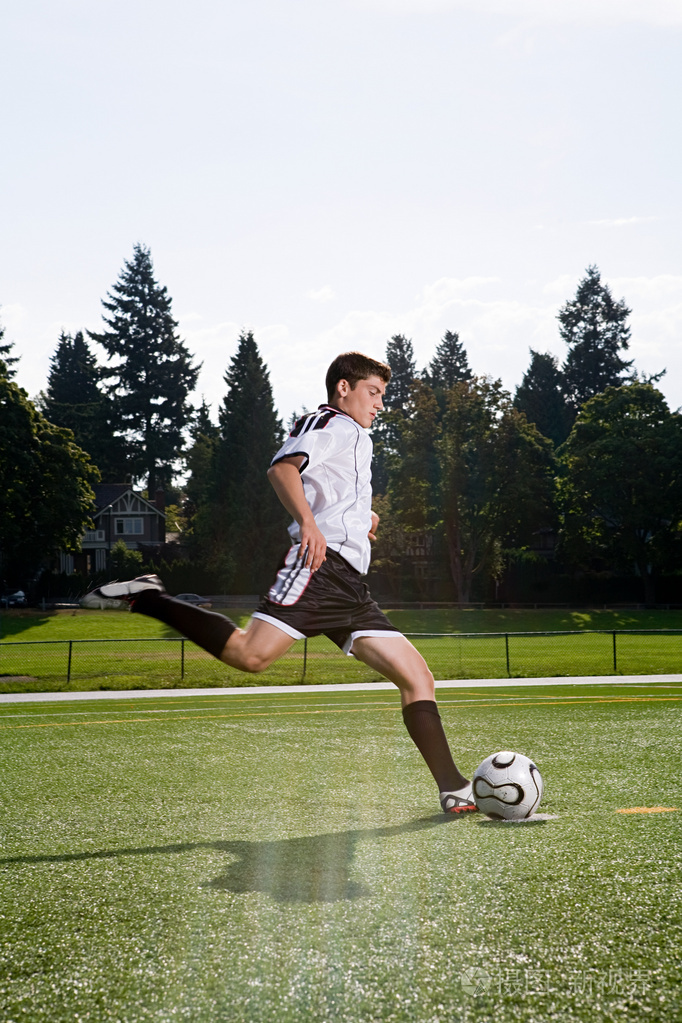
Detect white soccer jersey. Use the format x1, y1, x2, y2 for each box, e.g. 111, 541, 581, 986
271, 405, 373, 574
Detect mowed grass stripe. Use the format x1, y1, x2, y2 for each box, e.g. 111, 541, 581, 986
1, 692, 682, 730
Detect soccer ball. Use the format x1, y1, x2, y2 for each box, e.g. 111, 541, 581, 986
472, 751, 543, 820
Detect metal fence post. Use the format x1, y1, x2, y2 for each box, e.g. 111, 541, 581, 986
505, 633, 510, 677
612, 631, 617, 674
302, 637, 308, 682
181, 639, 185, 681
67, 640, 73, 685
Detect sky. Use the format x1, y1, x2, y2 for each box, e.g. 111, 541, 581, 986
2, 0, 681, 425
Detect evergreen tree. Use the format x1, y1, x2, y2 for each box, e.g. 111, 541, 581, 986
373, 334, 418, 494
384, 334, 417, 411
89, 244, 200, 492
388, 379, 441, 533
382, 379, 443, 598
0, 317, 19, 379
42, 330, 127, 481
196, 332, 286, 592
560, 266, 633, 415
437, 377, 555, 602
514, 349, 571, 447
182, 400, 219, 547
425, 330, 472, 390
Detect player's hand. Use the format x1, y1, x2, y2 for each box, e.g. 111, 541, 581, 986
298, 519, 327, 572
368, 511, 380, 542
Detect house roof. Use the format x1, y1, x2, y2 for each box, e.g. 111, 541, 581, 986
94, 484, 133, 510
93, 484, 166, 518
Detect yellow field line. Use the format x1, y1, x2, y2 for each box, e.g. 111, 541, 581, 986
0, 694, 681, 730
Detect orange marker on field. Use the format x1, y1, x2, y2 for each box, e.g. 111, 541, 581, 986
616, 807, 679, 814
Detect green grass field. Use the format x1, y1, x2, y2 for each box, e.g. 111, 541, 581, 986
2, 608, 682, 692
1, 680, 680, 1021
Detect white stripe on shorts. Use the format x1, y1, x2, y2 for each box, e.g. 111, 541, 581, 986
344, 629, 403, 657
266, 546, 312, 606
251, 612, 306, 641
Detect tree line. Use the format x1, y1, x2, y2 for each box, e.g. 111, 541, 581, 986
1, 254, 680, 603
369, 268, 679, 605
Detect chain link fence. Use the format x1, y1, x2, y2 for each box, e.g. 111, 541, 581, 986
1, 630, 682, 693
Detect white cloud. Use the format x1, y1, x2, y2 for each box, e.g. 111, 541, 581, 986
312, 278, 560, 394
0, 303, 29, 336
300, 271, 682, 412
609, 276, 682, 388
179, 315, 301, 422
610, 274, 682, 304
352, 0, 682, 27
178, 317, 243, 416
542, 274, 583, 300
418, 276, 500, 308
129, 273, 682, 427
307, 286, 336, 303
588, 216, 659, 228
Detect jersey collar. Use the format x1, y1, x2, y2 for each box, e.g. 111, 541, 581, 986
318, 403, 355, 422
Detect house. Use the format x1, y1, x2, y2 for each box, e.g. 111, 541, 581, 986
60, 484, 166, 575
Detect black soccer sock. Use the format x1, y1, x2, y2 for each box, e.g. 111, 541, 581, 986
130, 590, 237, 660
402, 700, 469, 792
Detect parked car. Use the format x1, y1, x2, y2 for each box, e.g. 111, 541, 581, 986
0, 590, 28, 608
175, 593, 212, 609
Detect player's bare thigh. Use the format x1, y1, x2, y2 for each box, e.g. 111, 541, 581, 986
219, 616, 296, 673
351, 634, 436, 707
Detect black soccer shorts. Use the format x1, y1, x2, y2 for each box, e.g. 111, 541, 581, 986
252, 547, 401, 655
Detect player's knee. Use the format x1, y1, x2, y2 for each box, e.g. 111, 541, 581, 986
239, 650, 272, 674
409, 664, 435, 699
408, 651, 435, 689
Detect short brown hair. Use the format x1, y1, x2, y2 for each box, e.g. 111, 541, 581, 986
325, 352, 391, 402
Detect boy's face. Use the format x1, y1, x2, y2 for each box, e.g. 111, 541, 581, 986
332, 374, 386, 428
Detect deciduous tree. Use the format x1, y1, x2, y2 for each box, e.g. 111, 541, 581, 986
0, 378, 98, 582
557, 384, 682, 604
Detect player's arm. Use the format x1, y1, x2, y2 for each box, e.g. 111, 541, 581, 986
267, 456, 327, 571
369, 510, 379, 541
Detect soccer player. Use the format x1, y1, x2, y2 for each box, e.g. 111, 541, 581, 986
84, 352, 476, 813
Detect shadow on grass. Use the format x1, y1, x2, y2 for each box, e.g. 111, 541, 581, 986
0, 815, 464, 903
0, 610, 59, 639
476, 818, 548, 827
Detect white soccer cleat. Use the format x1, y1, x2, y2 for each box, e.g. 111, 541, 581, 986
440, 784, 478, 814
80, 574, 165, 609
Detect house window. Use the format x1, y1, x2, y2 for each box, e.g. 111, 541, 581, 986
115, 518, 143, 535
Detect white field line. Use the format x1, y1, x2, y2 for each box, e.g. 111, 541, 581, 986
0, 674, 681, 705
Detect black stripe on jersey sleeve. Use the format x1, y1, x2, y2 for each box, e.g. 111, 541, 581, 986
291, 409, 337, 436
270, 451, 310, 473
289, 413, 315, 438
